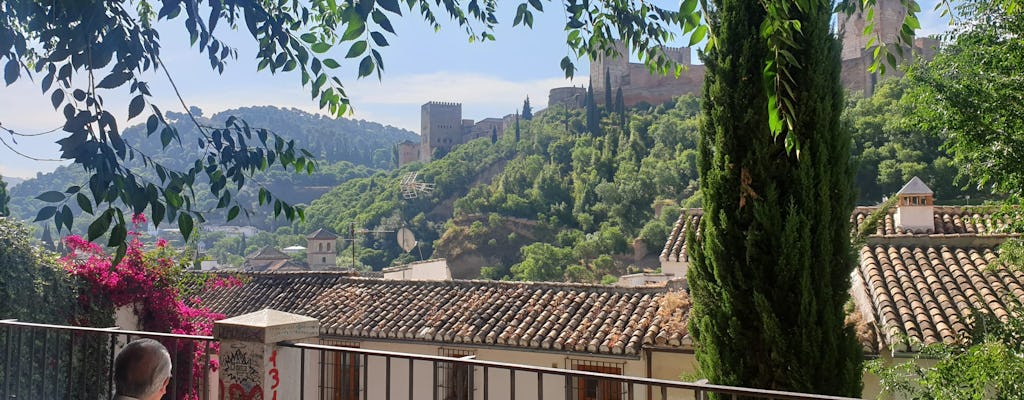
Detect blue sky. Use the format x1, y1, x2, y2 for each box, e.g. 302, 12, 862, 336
0, 1, 951, 178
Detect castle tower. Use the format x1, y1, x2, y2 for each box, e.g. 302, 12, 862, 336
837, 0, 910, 96
893, 176, 934, 234
420, 102, 464, 161
307, 228, 338, 270
590, 41, 630, 105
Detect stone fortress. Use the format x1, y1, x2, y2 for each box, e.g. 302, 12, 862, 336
401, 0, 935, 166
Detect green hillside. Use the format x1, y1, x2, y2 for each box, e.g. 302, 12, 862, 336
9, 106, 417, 231
301, 96, 704, 279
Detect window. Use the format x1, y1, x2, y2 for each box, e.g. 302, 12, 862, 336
568, 359, 624, 400
319, 339, 361, 400
327, 242, 331, 251
438, 348, 475, 400
319, 243, 324, 252
322, 257, 327, 263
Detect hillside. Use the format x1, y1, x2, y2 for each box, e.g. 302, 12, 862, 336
299, 80, 993, 282
300, 95, 704, 279
8, 106, 417, 231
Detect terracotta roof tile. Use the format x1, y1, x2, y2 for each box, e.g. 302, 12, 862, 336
850, 206, 1015, 236
198, 272, 690, 356
856, 245, 1024, 349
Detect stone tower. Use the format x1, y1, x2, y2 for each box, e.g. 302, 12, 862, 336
420, 102, 464, 161
590, 41, 630, 106
838, 0, 909, 96
306, 228, 338, 270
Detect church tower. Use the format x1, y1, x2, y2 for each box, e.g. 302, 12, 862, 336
307, 228, 338, 270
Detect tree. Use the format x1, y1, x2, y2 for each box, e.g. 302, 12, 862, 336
491, 126, 498, 144
514, 111, 521, 142
0, 218, 73, 323
908, 0, 1024, 199
687, 0, 861, 396
522, 96, 533, 121
868, 301, 1024, 399
615, 87, 626, 128
604, 68, 613, 108
0, 175, 9, 216
585, 83, 600, 135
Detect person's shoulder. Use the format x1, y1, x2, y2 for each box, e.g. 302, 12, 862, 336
113, 396, 141, 400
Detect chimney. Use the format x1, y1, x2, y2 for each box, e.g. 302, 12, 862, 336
893, 176, 934, 234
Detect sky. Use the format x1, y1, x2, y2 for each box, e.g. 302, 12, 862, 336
0, 1, 952, 179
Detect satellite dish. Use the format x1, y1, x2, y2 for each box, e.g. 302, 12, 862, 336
397, 228, 417, 253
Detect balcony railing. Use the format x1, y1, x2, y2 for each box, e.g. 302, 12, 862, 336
1, 319, 859, 400
0, 319, 215, 400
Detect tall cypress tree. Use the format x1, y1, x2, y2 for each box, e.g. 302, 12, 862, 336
687, 0, 861, 397
522, 97, 533, 120
615, 87, 626, 128
586, 83, 600, 135
0, 176, 9, 217
604, 68, 613, 109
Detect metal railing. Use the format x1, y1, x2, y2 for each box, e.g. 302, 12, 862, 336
282, 342, 861, 400
1, 319, 216, 400
2, 319, 860, 400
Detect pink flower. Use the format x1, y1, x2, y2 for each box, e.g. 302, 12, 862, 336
131, 213, 147, 225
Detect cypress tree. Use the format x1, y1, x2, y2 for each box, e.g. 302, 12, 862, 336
0, 176, 9, 217
615, 87, 626, 128
687, 0, 861, 397
522, 97, 533, 120
514, 111, 521, 142
604, 68, 613, 109
586, 83, 600, 135
491, 126, 498, 144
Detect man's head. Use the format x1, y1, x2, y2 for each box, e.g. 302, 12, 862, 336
113, 338, 172, 400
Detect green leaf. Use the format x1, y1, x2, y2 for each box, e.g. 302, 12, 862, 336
311, 42, 331, 53
378, 0, 402, 15
128, 95, 145, 119
227, 205, 240, 222
4, 59, 19, 86
88, 211, 112, 241
323, 58, 340, 69
34, 206, 57, 222
370, 32, 388, 47
178, 213, 194, 240
346, 41, 368, 58
680, 0, 698, 15
528, 0, 543, 11
109, 223, 127, 247
36, 191, 66, 203
76, 193, 93, 214
688, 25, 708, 47
358, 56, 374, 77
300, 33, 317, 43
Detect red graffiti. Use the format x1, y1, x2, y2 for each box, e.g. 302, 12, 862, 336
268, 350, 280, 400
227, 383, 263, 400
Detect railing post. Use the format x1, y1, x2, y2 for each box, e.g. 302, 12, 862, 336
213, 309, 320, 400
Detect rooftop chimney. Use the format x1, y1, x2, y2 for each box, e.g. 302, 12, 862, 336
893, 176, 934, 234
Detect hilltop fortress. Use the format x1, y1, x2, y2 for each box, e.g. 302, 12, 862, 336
404, 0, 936, 166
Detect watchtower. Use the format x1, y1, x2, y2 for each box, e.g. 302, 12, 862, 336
420, 102, 464, 161
838, 0, 910, 95
590, 41, 630, 105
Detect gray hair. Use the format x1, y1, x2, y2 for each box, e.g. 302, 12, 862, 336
113, 338, 172, 397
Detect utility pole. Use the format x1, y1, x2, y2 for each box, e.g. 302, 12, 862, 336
342, 222, 394, 269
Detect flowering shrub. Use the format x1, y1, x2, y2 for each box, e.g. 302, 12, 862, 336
61, 215, 242, 399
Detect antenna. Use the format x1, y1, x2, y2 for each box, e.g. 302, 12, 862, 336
399, 172, 435, 199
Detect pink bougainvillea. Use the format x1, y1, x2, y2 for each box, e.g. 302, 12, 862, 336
61, 216, 240, 399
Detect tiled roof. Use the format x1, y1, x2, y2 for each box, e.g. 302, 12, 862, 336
307, 228, 338, 240
247, 246, 288, 260
660, 210, 702, 263
855, 245, 1024, 349
199, 272, 690, 356
851, 206, 1013, 236
897, 176, 933, 195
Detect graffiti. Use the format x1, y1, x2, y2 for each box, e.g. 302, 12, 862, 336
221, 343, 263, 386
268, 350, 280, 400
227, 383, 264, 400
